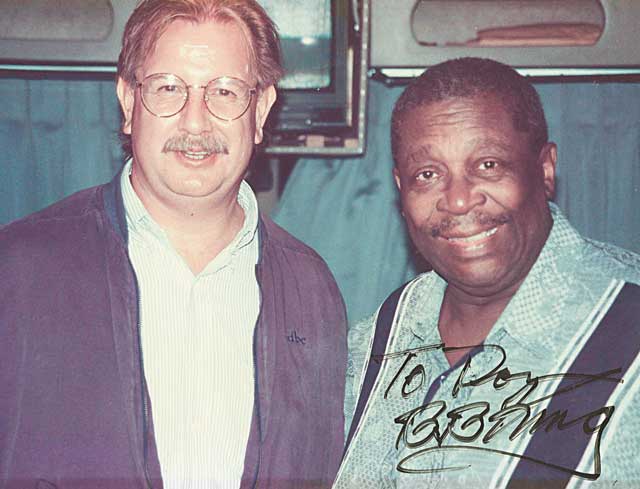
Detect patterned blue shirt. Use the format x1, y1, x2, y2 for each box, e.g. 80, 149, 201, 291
335, 204, 640, 489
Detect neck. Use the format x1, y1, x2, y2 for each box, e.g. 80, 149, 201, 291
165, 203, 245, 275
146, 191, 242, 236
130, 175, 247, 274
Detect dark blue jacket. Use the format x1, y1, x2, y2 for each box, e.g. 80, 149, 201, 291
1, 175, 347, 489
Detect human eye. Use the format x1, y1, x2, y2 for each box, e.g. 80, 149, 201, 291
208, 84, 239, 101
154, 84, 181, 97
476, 159, 508, 177
147, 76, 184, 97
479, 159, 499, 170
158, 84, 179, 93
415, 168, 439, 183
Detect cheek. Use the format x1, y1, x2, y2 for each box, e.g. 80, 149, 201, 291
229, 118, 258, 156
401, 192, 440, 250
484, 179, 532, 212
402, 190, 437, 226
132, 105, 171, 146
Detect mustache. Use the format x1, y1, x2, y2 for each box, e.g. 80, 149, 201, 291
428, 212, 511, 238
162, 133, 229, 155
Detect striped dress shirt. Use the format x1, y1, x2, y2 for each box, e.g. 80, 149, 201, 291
121, 162, 260, 489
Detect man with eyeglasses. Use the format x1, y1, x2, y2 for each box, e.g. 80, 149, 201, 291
1, 1, 347, 488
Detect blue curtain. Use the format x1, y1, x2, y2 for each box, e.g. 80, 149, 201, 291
538, 83, 640, 251
273, 80, 640, 324
0, 76, 123, 224
2, 77, 639, 324
272, 81, 419, 324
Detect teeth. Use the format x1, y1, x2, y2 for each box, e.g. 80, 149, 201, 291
183, 151, 211, 160
447, 226, 498, 243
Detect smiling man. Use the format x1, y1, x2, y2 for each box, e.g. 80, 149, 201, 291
1, 1, 346, 488
334, 58, 640, 488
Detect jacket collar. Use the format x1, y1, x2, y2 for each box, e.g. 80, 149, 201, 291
103, 166, 129, 244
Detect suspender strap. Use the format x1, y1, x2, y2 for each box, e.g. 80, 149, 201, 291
344, 283, 409, 452
507, 282, 640, 488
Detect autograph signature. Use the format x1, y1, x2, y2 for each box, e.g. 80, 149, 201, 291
381, 343, 622, 479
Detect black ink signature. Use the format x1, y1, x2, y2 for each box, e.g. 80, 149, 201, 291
381, 343, 622, 479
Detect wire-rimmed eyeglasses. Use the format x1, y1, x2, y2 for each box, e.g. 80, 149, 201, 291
136, 73, 257, 121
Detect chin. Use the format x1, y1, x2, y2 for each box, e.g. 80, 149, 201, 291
435, 258, 512, 290
164, 177, 216, 197
176, 186, 220, 199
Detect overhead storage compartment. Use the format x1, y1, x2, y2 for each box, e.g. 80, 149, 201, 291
371, 0, 640, 78
412, 0, 604, 47
0, 0, 114, 42
0, 0, 136, 66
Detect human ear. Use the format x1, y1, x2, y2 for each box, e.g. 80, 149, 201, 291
538, 142, 557, 200
393, 166, 403, 192
253, 85, 277, 144
116, 77, 135, 135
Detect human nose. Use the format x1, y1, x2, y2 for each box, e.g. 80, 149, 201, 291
436, 174, 486, 215
178, 86, 213, 134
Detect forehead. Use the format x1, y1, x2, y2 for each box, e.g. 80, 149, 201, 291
141, 18, 252, 82
396, 95, 529, 164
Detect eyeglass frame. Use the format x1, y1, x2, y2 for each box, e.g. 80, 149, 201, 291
135, 73, 258, 121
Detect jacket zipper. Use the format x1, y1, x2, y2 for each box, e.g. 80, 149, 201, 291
136, 283, 153, 489
108, 175, 153, 487
252, 263, 264, 489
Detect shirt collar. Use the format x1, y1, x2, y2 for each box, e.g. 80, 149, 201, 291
490, 202, 585, 357
120, 159, 150, 232
406, 272, 447, 343
234, 179, 259, 252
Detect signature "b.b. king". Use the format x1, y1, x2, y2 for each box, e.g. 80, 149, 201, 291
383, 343, 621, 479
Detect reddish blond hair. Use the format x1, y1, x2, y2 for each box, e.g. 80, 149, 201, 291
117, 0, 283, 90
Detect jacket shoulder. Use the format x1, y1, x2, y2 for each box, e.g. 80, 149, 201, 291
259, 214, 347, 314
1, 186, 103, 230
260, 214, 330, 264
0, 185, 106, 256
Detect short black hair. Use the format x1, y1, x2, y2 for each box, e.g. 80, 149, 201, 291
391, 57, 548, 164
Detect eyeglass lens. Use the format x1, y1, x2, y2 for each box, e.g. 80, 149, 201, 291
139, 74, 254, 120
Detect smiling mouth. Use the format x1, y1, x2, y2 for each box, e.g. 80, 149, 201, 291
182, 151, 212, 161
442, 226, 500, 252
446, 226, 498, 243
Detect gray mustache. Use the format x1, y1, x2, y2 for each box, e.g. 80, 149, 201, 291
162, 133, 229, 155
429, 213, 511, 238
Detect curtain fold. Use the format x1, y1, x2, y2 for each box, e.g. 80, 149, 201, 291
0, 77, 123, 224
538, 83, 640, 251
274, 80, 640, 323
